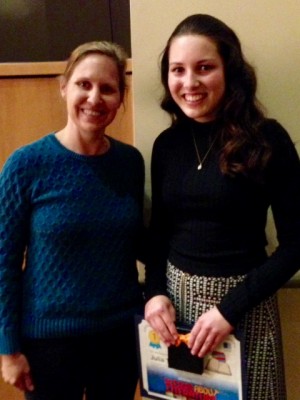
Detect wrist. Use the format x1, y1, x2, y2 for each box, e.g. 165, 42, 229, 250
1, 352, 22, 360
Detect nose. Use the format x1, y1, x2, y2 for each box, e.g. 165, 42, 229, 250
88, 87, 103, 104
184, 70, 200, 89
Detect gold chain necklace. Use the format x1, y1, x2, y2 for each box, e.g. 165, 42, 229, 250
191, 130, 218, 170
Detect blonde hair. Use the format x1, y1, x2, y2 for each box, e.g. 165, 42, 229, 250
62, 41, 128, 101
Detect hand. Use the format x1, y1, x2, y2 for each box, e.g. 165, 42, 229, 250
188, 307, 233, 358
1, 353, 34, 392
145, 295, 178, 345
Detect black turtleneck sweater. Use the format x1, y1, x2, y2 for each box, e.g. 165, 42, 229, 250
145, 118, 300, 326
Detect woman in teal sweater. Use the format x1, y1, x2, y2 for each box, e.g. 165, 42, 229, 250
0, 41, 145, 400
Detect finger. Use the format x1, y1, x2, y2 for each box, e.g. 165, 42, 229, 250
190, 332, 207, 355
147, 316, 177, 345
191, 327, 219, 356
188, 322, 205, 348
197, 334, 222, 358
146, 307, 178, 341
151, 316, 177, 345
12, 379, 26, 392
197, 339, 215, 357
161, 315, 178, 338
24, 373, 34, 391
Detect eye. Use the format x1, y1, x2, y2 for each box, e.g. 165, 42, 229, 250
76, 80, 91, 89
100, 84, 117, 94
197, 64, 214, 72
169, 66, 184, 74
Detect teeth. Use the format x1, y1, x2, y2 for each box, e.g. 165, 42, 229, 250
83, 109, 102, 116
185, 94, 205, 102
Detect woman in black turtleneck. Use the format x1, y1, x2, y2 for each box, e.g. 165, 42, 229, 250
144, 13, 300, 400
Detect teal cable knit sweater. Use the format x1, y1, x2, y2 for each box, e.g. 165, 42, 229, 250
0, 133, 145, 354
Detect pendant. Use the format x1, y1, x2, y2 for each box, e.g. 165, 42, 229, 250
197, 163, 202, 170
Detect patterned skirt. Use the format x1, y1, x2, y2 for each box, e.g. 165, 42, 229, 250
166, 262, 287, 400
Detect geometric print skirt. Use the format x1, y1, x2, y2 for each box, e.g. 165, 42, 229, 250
166, 261, 287, 400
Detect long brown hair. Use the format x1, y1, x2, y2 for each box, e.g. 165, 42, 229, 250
160, 14, 271, 179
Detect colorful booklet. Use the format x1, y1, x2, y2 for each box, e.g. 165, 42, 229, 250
136, 317, 243, 400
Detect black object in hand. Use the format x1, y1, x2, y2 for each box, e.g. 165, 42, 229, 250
168, 342, 204, 374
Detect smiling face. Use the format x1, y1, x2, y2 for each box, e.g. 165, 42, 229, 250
168, 34, 225, 123
60, 53, 121, 135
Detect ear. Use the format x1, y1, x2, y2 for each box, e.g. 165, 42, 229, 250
60, 76, 67, 100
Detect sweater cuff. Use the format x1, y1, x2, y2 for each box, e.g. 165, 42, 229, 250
0, 328, 21, 355
144, 287, 168, 302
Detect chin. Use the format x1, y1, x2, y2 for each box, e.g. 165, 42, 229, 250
187, 109, 215, 122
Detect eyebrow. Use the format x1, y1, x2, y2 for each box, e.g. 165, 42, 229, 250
169, 59, 215, 66
74, 76, 92, 81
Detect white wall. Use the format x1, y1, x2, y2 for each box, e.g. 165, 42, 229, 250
130, 1, 300, 398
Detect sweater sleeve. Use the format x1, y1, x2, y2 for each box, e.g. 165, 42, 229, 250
218, 120, 300, 325
144, 133, 171, 300
0, 150, 32, 353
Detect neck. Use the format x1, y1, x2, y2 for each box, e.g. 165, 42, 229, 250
55, 129, 110, 156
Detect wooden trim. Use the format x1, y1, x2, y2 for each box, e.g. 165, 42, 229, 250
0, 59, 132, 77
0, 62, 66, 76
